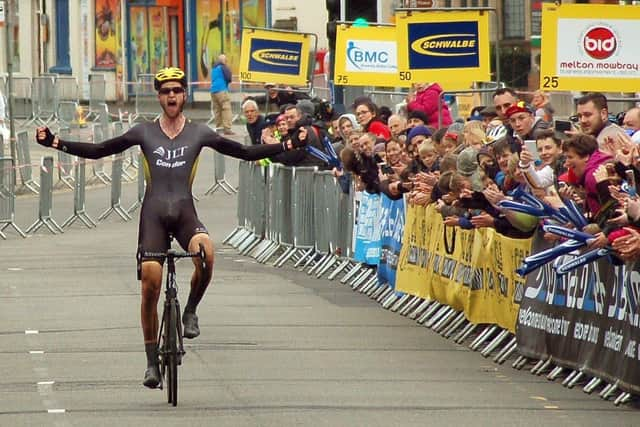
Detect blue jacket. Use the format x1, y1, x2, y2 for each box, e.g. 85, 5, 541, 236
210, 61, 232, 93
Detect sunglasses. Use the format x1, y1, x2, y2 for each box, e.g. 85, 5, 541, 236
158, 86, 185, 95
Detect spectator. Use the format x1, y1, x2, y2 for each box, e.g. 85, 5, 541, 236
575, 92, 627, 150
517, 129, 565, 192
248, 83, 310, 113
353, 99, 391, 141
622, 107, 640, 143
407, 109, 429, 129
504, 101, 551, 147
387, 114, 408, 140
562, 134, 612, 216
531, 89, 554, 123
406, 125, 432, 159
242, 99, 265, 145
406, 82, 453, 128
271, 104, 328, 168
209, 54, 234, 135
492, 87, 519, 152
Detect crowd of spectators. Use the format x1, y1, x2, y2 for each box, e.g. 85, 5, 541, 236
240, 84, 640, 261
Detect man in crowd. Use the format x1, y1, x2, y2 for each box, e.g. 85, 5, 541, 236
574, 92, 626, 149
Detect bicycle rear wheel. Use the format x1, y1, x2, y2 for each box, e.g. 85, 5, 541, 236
165, 299, 179, 406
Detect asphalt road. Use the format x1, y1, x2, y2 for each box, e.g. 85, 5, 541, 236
0, 118, 638, 426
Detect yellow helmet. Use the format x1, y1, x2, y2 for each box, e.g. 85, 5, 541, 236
154, 67, 187, 91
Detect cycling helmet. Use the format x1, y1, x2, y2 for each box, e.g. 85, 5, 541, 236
154, 67, 187, 91
485, 124, 507, 144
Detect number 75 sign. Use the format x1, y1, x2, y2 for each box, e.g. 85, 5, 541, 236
539, 3, 640, 92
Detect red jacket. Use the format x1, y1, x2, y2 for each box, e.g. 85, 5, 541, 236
407, 83, 453, 128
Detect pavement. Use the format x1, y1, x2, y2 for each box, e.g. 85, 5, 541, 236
0, 109, 638, 426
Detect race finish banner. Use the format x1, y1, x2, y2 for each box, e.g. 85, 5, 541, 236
395, 10, 490, 90
539, 3, 640, 92
334, 24, 400, 87
517, 237, 640, 395
239, 28, 312, 86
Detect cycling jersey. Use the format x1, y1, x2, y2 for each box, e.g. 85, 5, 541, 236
56, 120, 285, 258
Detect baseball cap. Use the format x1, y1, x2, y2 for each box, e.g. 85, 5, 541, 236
505, 101, 534, 118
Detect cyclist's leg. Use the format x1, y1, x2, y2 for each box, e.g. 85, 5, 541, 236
186, 232, 215, 309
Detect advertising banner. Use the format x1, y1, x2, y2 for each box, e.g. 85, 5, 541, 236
395, 10, 490, 89
396, 205, 530, 331
334, 25, 399, 87
517, 239, 640, 394
353, 191, 382, 265
539, 3, 640, 92
376, 195, 405, 289
239, 28, 311, 86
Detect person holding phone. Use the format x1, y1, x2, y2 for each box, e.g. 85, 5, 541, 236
518, 129, 564, 191
505, 101, 551, 152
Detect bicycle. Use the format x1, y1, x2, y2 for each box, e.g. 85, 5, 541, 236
138, 240, 206, 406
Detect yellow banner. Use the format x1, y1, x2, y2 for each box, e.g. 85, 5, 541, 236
239, 28, 311, 86
540, 3, 640, 92
396, 204, 532, 333
395, 10, 491, 89
334, 25, 400, 87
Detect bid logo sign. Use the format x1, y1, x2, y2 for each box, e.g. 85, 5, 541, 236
583, 26, 617, 60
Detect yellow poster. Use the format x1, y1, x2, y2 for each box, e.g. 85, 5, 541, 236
95, 0, 119, 69
334, 25, 400, 87
395, 10, 490, 89
239, 28, 312, 87
539, 3, 640, 92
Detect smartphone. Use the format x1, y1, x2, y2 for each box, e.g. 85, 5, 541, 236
626, 169, 636, 189
523, 140, 541, 162
380, 164, 394, 175
554, 120, 573, 132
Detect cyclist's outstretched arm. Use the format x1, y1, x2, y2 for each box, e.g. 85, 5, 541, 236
35, 126, 138, 159
200, 126, 299, 161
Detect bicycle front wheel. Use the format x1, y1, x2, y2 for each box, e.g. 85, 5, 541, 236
165, 299, 179, 406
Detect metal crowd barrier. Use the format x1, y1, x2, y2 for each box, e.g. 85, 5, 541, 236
10, 77, 33, 123
29, 76, 56, 126
132, 74, 160, 122
16, 130, 39, 194
98, 154, 132, 222
55, 127, 75, 189
89, 123, 111, 185
0, 157, 26, 238
26, 156, 63, 234
204, 150, 237, 195
61, 159, 96, 229
87, 74, 106, 121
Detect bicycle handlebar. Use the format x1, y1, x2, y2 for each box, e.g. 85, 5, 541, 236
139, 244, 206, 262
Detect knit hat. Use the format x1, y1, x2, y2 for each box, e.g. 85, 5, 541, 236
407, 125, 432, 142
456, 147, 483, 191
407, 109, 429, 124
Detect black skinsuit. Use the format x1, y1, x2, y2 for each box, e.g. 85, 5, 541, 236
55, 120, 285, 256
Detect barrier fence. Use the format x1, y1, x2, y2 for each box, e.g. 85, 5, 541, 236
225, 161, 639, 408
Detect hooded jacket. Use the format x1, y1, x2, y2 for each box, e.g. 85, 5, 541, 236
579, 149, 613, 215
407, 83, 453, 128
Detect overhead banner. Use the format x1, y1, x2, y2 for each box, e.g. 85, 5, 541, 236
539, 3, 640, 92
334, 25, 400, 87
517, 239, 640, 395
395, 10, 490, 89
239, 28, 311, 86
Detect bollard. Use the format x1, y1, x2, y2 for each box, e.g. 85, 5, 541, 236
62, 160, 97, 229
0, 158, 27, 238
98, 154, 132, 222
26, 156, 63, 234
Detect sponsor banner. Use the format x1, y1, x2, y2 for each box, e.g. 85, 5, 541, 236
540, 3, 640, 92
517, 236, 640, 394
334, 25, 400, 87
396, 205, 530, 331
376, 195, 405, 289
353, 191, 382, 265
239, 28, 311, 86
395, 10, 490, 89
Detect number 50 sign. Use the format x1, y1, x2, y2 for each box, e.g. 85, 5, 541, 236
539, 3, 640, 92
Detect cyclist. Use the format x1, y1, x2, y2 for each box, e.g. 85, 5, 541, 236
36, 67, 302, 389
